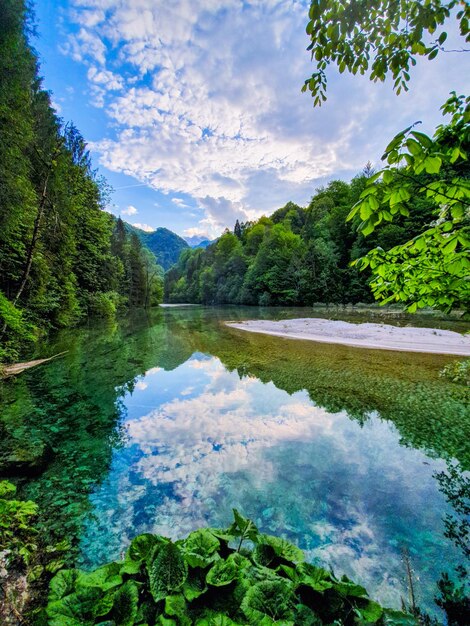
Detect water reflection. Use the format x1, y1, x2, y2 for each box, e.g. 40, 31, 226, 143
79, 352, 460, 613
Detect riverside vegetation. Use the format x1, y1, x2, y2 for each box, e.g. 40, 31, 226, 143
1, 0, 469, 625
0, 0, 163, 364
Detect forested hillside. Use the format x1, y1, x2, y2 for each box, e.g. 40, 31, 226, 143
126, 224, 189, 270
0, 0, 162, 362
165, 172, 436, 306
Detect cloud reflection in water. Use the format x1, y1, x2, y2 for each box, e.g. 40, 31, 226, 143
79, 352, 456, 613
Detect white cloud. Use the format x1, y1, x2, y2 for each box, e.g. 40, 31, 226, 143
171, 197, 190, 208
183, 226, 210, 239
65, 0, 470, 235
131, 222, 154, 232
121, 204, 138, 216
87, 66, 124, 91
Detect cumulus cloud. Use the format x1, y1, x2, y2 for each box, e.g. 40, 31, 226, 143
87, 66, 124, 91
131, 222, 154, 232
64, 0, 469, 235
121, 204, 138, 215
183, 226, 211, 239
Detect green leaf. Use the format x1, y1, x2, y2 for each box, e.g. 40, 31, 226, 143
46, 559, 66, 574
183, 529, 220, 568
382, 609, 419, 625
382, 169, 394, 184
48, 569, 81, 602
410, 131, 432, 148
334, 580, 368, 598
443, 237, 458, 254
78, 562, 123, 592
423, 155, 442, 174
0, 481, 17, 499
206, 554, 240, 587
241, 580, 294, 625
47, 587, 105, 623
256, 535, 304, 564
361, 220, 376, 236
359, 201, 372, 220
120, 559, 142, 575
295, 563, 332, 592
358, 600, 383, 623
183, 568, 208, 601
112, 580, 139, 626
149, 542, 188, 602
195, 612, 243, 625
405, 138, 422, 156
253, 542, 277, 567
165, 593, 190, 624
127, 533, 167, 562
293, 604, 321, 625
156, 617, 177, 626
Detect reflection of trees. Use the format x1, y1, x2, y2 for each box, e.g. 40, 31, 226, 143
171, 310, 470, 470
0, 308, 193, 557
406, 463, 470, 626
436, 464, 470, 560
432, 463, 469, 626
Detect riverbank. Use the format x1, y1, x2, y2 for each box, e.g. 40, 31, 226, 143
226, 318, 470, 356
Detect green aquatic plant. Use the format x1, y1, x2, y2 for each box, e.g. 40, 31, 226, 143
45, 509, 418, 626
0, 480, 70, 624
439, 360, 470, 386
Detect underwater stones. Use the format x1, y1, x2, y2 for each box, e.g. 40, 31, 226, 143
0, 551, 29, 626
0, 440, 53, 477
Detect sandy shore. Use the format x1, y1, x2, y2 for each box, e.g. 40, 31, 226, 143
226, 318, 470, 356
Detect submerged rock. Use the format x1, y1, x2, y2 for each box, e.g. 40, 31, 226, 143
0, 440, 53, 477
0, 551, 29, 626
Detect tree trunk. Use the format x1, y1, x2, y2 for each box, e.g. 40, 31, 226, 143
13, 171, 50, 306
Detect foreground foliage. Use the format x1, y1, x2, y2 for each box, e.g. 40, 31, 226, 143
439, 359, 470, 386
303, 0, 469, 103
348, 94, 470, 313
44, 509, 417, 626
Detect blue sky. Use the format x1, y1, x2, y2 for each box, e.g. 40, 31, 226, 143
34, 0, 469, 240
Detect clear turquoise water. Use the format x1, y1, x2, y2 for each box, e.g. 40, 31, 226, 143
1, 306, 469, 617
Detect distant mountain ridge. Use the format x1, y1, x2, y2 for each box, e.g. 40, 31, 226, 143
184, 235, 213, 248
124, 223, 189, 270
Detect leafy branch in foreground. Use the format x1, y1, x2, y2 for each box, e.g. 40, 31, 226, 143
44, 508, 418, 626
347, 93, 470, 313
303, 0, 470, 105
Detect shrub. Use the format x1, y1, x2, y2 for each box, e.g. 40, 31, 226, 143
87, 291, 121, 319
0, 291, 37, 363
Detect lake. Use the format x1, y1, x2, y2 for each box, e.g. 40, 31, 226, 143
1, 306, 469, 618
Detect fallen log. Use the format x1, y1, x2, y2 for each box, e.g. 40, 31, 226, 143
1, 351, 68, 378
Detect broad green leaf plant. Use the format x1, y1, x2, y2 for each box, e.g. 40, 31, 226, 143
44, 509, 418, 625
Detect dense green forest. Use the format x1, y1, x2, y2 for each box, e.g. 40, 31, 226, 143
164, 172, 436, 306
0, 0, 163, 363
